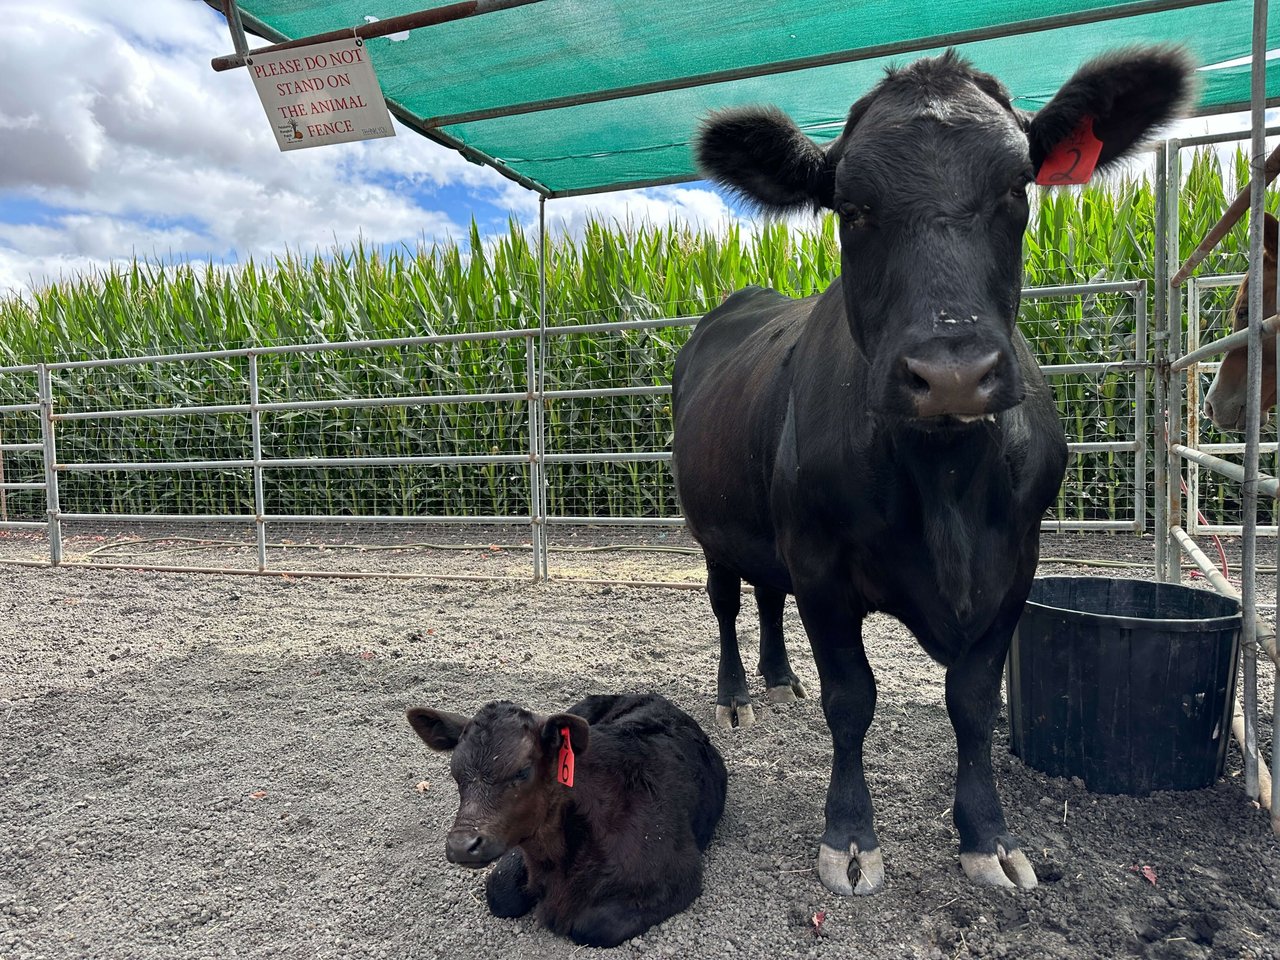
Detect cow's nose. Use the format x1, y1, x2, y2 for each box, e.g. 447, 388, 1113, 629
445, 830, 499, 866
903, 351, 1001, 419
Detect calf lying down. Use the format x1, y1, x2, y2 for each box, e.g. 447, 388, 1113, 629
407, 692, 727, 948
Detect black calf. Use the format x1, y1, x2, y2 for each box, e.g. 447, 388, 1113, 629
407, 692, 727, 948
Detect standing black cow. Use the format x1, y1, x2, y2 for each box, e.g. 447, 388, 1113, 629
672, 49, 1191, 895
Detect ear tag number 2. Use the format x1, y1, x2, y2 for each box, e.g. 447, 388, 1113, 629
1036, 116, 1103, 186
557, 725, 575, 787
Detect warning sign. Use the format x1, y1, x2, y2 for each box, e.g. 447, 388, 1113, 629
248, 37, 395, 151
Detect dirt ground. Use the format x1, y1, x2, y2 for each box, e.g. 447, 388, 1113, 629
2, 529, 1280, 960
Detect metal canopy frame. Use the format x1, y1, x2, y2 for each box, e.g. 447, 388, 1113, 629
206, 0, 1271, 199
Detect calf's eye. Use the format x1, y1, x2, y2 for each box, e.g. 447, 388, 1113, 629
511, 766, 532, 784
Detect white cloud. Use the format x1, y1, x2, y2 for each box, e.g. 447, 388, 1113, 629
0, 1, 767, 299
0, 1, 510, 294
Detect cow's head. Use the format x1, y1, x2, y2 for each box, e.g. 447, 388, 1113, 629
1204, 211, 1279, 432
697, 48, 1192, 424
406, 701, 590, 867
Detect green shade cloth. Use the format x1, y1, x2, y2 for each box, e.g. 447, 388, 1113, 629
213, 0, 1279, 196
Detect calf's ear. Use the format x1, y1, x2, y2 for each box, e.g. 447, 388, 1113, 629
696, 106, 835, 212
1265, 212, 1278, 262
543, 713, 590, 758
406, 707, 470, 751
1027, 47, 1194, 185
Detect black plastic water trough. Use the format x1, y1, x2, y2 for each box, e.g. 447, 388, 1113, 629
1006, 576, 1241, 796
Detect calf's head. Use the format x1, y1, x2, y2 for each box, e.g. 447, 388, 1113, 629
697, 49, 1192, 424
407, 701, 590, 867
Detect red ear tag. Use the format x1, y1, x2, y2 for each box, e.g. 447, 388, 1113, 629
1036, 116, 1103, 186
557, 725, 575, 787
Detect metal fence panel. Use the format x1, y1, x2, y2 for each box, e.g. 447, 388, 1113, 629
0, 281, 1151, 580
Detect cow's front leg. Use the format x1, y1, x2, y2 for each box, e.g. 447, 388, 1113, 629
945, 613, 1037, 890
797, 595, 882, 896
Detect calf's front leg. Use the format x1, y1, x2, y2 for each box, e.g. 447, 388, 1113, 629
485, 848, 537, 917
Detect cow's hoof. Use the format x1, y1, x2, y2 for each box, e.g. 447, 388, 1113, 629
960, 845, 1037, 890
715, 702, 756, 730
765, 679, 808, 703
817, 842, 884, 896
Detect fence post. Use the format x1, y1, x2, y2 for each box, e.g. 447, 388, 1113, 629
1164, 138, 1183, 582
535, 195, 550, 581
526, 331, 543, 580
249, 352, 267, 572
1153, 141, 1169, 582
1134, 282, 1148, 534
1184, 276, 1200, 537
37, 364, 62, 566
0, 419, 7, 524
1241, 0, 1271, 806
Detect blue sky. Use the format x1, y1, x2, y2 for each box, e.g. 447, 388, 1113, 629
0, 2, 1273, 297
0, 1, 736, 295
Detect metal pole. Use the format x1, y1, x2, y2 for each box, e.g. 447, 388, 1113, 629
1178, 124, 1280, 149
1274, 210, 1280, 830
249, 353, 267, 573
1171, 312, 1280, 371
1249, 0, 1280, 834
221, 0, 250, 58
536, 196, 549, 581
1172, 444, 1280, 497
1165, 138, 1183, 582
1135, 285, 1149, 533
211, 0, 551, 71
0, 419, 7, 523
37, 364, 62, 566
526, 331, 541, 581
1186, 277, 1204, 536
1270, 234, 1280, 815
1153, 141, 1170, 582
1241, 0, 1269, 806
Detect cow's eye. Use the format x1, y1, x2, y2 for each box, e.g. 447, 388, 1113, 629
838, 203, 873, 228
511, 767, 532, 784
1009, 176, 1032, 201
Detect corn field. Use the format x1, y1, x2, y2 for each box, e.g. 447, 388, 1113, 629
0, 148, 1275, 526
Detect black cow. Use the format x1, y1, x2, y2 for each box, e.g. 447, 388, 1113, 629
672, 49, 1191, 895
406, 693, 727, 948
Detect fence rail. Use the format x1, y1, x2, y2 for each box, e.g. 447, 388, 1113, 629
0, 280, 1150, 577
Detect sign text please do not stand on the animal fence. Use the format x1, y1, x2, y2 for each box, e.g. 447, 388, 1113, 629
247, 37, 395, 151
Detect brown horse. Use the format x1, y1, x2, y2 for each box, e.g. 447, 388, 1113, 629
1203, 212, 1279, 432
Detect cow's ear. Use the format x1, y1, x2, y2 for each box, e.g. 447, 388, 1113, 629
406, 707, 470, 751
696, 106, 835, 212
1027, 47, 1194, 185
543, 713, 590, 758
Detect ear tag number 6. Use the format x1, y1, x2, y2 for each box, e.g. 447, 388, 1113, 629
557, 725, 575, 787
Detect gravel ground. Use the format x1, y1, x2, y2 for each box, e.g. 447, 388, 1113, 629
2, 530, 1279, 959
